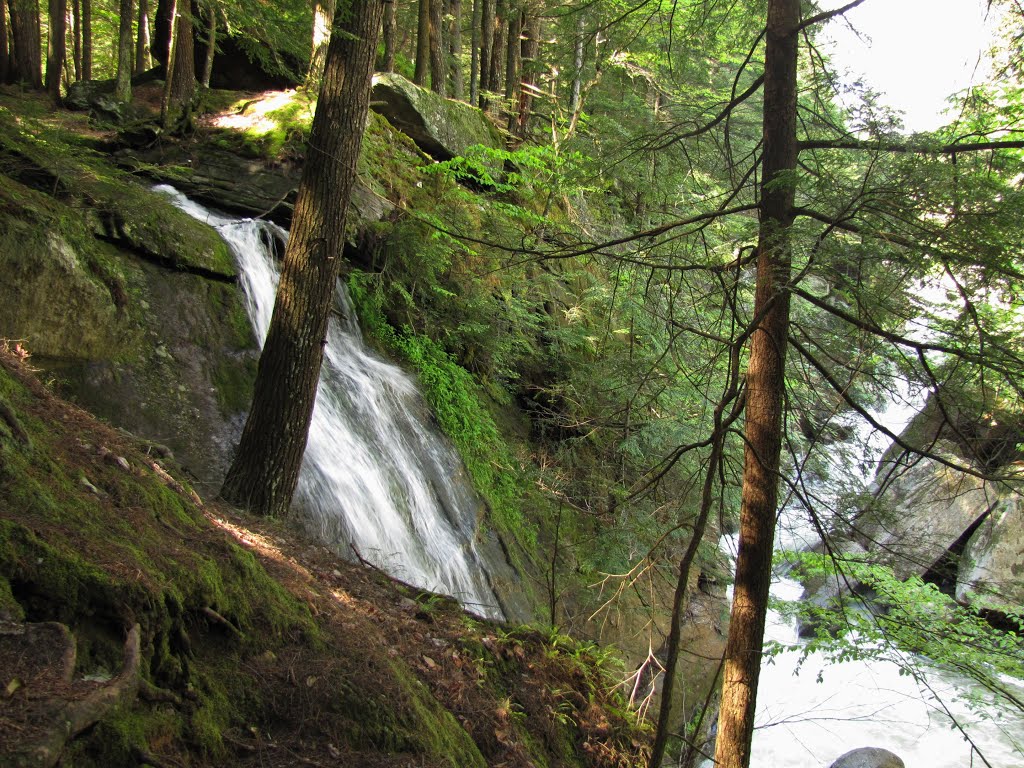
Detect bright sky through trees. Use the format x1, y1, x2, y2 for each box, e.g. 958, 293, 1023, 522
822, 0, 1000, 131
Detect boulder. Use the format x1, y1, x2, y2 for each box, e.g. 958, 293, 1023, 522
370, 72, 503, 161
828, 747, 905, 768
853, 441, 994, 581
957, 488, 1024, 613
65, 79, 125, 122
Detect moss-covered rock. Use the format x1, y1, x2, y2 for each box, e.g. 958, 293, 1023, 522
371, 72, 504, 161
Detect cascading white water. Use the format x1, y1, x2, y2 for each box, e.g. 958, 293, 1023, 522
158, 186, 503, 619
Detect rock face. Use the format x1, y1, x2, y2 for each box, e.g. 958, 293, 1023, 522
370, 72, 503, 161
957, 489, 1024, 612
828, 746, 905, 768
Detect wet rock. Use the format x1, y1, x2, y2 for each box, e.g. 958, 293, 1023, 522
828, 746, 905, 768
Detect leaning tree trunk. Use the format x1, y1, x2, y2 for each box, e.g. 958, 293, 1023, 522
135, 0, 150, 73
114, 0, 133, 102
10, 0, 42, 87
713, 2, 799, 768
220, 0, 386, 517
414, 0, 430, 86
428, 0, 445, 94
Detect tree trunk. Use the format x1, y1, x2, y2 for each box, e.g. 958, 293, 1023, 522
478, 0, 492, 101
568, 9, 584, 117
220, 0, 385, 517
10, 0, 41, 87
468, 0, 479, 104
309, 0, 334, 83
503, 2, 519, 101
514, 10, 538, 136
0, 0, 9, 84
200, 1, 215, 87
114, 0, 133, 101
487, 0, 504, 102
169, 0, 194, 106
47, 0, 63, 97
81, 0, 90, 79
713, 2, 799, 767
159, 0, 177, 126
414, 0, 429, 86
134, 0, 149, 73
70, 0, 81, 79
382, 0, 396, 72
428, 0, 444, 94
448, 0, 463, 99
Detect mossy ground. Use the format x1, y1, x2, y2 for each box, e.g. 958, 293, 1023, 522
0, 345, 648, 767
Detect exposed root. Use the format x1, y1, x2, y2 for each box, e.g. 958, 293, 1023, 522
10, 624, 142, 768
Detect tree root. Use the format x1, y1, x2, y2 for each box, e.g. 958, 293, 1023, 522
12, 624, 142, 768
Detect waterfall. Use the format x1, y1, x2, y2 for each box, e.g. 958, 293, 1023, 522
159, 186, 504, 619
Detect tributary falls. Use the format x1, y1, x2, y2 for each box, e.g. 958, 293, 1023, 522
165, 187, 1022, 767
161, 186, 504, 620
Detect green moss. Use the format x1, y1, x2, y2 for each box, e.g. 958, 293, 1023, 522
0, 574, 24, 620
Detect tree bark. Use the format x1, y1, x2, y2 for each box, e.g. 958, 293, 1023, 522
448, 0, 463, 99
382, 0, 397, 72
201, 0, 215, 87
70, 0, 81, 79
309, 0, 335, 83
487, 0, 504, 102
114, 0, 133, 101
568, 9, 584, 117
414, 0, 429, 86
134, 0, 150, 73
168, 0, 194, 109
428, 0, 445, 94
512, 8, 538, 135
468, 0, 479, 104
478, 0, 493, 101
713, 2, 799, 768
220, 0, 385, 517
10, 0, 41, 87
80, 0, 90, 79
503, 2, 519, 101
159, 0, 178, 126
0, 0, 9, 84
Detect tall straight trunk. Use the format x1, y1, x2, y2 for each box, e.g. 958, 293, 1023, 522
10, 0, 42, 87
46, 0, 66, 100
414, 0, 429, 85
70, 0, 81, 79
220, 0, 386, 517
448, 0, 463, 100
0, 0, 9, 83
200, 1, 215, 87
478, 0, 493, 100
503, 3, 518, 101
159, 0, 177, 125
134, 0, 149, 72
169, 0, 194, 103
309, 0, 334, 82
713, 2, 799, 767
487, 0, 504, 101
382, 0, 396, 71
113, 0, 132, 101
81, 0, 90, 78
428, 0, 444, 94
568, 9, 584, 117
469, 0, 480, 104
515, 9, 538, 136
